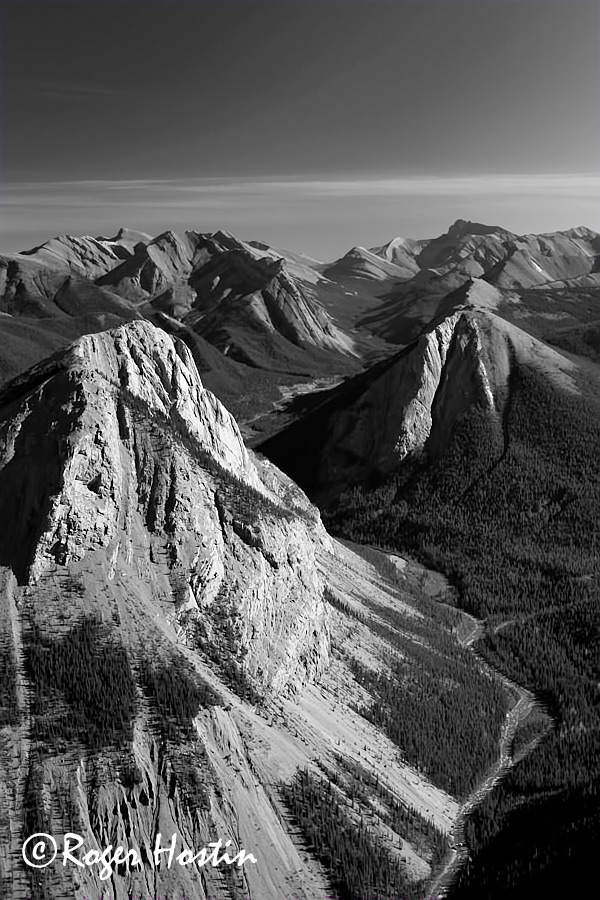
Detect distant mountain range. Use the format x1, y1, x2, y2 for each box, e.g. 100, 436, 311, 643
2, 219, 598, 406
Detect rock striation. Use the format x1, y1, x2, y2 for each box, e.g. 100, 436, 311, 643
0, 320, 330, 691
187, 245, 356, 362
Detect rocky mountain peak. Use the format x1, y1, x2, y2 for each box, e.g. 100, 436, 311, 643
82, 321, 258, 480
100, 226, 154, 247
446, 218, 511, 239
18, 233, 130, 278
0, 320, 273, 580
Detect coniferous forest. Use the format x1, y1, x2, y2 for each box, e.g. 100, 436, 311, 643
139, 652, 222, 740
281, 767, 428, 900
0, 624, 18, 727
25, 616, 138, 749
326, 578, 508, 799
326, 362, 600, 899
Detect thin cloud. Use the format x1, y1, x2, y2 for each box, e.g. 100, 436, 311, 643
4, 173, 599, 201
278, 173, 600, 198
180, 173, 600, 198
2, 173, 598, 257
3, 179, 176, 192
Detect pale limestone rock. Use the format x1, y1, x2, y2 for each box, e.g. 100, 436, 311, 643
0, 320, 330, 697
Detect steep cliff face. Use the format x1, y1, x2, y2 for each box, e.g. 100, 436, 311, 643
0, 321, 330, 899
261, 310, 492, 499
0, 321, 328, 692
0, 320, 470, 900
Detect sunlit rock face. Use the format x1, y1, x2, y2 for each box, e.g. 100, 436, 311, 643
0, 320, 330, 694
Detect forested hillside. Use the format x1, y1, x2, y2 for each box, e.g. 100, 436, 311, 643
326, 362, 600, 898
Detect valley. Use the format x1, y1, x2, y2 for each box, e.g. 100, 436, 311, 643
426, 598, 553, 900
0, 218, 598, 899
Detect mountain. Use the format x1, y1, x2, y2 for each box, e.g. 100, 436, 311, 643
0, 252, 137, 320
18, 234, 132, 280
369, 236, 429, 275
2, 218, 600, 900
0, 251, 142, 387
259, 277, 576, 502
0, 229, 364, 440
258, 230, 600, 900
186, 244, 356, 366
97, 229, 198, 304
484, 225, 600, 290
0, 319, 510, 900
415, 219, 516, 273
324, 245, 417, 282
356, 220, 600, 345
246, 239, 327, 285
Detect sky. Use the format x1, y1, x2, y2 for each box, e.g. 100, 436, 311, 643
1, 0, 599, 259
